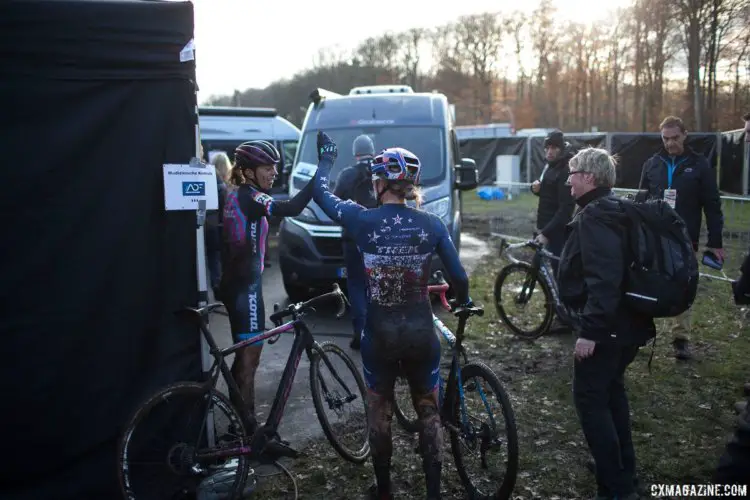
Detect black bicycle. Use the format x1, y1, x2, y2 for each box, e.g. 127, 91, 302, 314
493, 239, 576, 339
392, 273, 519, 500
118, 284, 369, 500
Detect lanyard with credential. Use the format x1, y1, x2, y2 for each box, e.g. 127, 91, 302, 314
666, 157, 686, 189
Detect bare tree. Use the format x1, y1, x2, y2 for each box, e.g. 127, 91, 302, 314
454, 13, 504, 122
531, 0, 559, 124
398, 28, 426, 90
506, 10, 529, 102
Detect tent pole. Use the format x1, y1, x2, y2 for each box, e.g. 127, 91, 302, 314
194, 101, 217, 448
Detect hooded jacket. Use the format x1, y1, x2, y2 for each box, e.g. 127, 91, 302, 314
533, 145, 576, 237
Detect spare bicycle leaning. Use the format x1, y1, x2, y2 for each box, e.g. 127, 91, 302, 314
117, 284, 369, 500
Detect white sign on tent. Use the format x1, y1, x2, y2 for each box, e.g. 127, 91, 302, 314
163, 163, 219, 211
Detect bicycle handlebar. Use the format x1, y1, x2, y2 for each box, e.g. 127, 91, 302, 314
500, 238, 559, 264
269, 283, 348, 328
428, 270, 484, 317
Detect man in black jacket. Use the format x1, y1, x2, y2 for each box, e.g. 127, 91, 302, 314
531, 130, 576, 332
531, 130, 576, 271
333, 134, 378, 350
559, 147, 654, 500
639, 116, 725, 360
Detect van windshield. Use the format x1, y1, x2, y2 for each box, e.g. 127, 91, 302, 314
296, 127, 445, 186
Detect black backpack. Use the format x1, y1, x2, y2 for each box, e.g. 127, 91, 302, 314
618, 198, 699, 318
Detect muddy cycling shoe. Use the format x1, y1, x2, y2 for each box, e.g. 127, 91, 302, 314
367, 484, 394, 500
350, 336, 361, 350
260, 435, 299, 462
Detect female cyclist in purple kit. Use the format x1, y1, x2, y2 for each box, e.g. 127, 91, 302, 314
220, 140, 315, 445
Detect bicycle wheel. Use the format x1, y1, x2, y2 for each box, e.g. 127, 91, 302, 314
118, 382, 250, 500
309, 341, 370, 463
393, 374, 420, 433
494, 262, 553, 339
449, 362, 519, 500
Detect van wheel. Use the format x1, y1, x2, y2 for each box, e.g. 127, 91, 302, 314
283, 275, 310, 303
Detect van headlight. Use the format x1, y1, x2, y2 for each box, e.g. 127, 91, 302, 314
423, 197, 451, 225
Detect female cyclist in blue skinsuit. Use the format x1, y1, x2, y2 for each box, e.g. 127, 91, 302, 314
313, 132, 472, 500
220, 140, 314, 439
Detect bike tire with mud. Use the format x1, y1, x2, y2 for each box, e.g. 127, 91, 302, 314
493, 262, 553, 339
449, 362, 519, 500
118, 382, 250, 500
309, 341, 371, 464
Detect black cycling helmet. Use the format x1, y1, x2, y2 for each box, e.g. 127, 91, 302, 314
234, 140, 281, 169
352, 134, 375, 158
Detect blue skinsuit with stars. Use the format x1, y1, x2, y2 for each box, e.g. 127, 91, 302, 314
312, 158, 470, 396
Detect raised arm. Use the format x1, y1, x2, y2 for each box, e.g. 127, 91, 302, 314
313, 132, 365, 231
432, 216, 470, 305
262, 174, 314, 217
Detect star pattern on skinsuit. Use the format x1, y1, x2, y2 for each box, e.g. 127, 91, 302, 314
337, 209, 342, 218
382, 218, 388, 224
320, 176, 327, 184
408, 218, 413, 223
369, 231, 381, 243
419, 229, 429, 242
393, 214, 402, 225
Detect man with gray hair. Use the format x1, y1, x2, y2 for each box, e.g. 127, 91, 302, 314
558, 148, 655, 500
334, 134, 378, 350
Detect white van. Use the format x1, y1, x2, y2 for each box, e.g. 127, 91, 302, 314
278, 86, 478, 300
199, 106, 301, 199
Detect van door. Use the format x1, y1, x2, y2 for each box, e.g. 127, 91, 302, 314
449, 129, 462, 237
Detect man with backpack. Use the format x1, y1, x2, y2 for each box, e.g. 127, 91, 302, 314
558, 148, 658, 500
639, 116, 725, 360
333, 134, 378, 350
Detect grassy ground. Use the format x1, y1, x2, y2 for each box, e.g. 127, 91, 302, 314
248, 191, 750, 499
248, 246, 750, 499
461, 189, 539, 216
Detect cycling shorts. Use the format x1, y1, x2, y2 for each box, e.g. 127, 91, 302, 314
222, 280, 265, 344
360, 305, 440, 396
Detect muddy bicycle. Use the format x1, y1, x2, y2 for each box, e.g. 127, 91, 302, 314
493, 238, 578, 340
117, 284, 369, 500
392, 272, 519, 500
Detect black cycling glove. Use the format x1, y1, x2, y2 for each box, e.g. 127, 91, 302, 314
317, 131, 338, 163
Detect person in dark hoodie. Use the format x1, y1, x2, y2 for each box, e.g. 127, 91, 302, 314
333, 134, 378, 350
639, 115, 724, 361
531, 129, 576, 331
531, 129, 576, 269
559, 147, 655, 500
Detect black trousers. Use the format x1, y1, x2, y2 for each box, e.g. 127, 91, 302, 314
574, 342, 640, 497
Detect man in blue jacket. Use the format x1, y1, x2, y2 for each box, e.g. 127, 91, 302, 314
639, 116, 725, 360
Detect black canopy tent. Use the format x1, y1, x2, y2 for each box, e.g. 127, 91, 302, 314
0, 1, 202, 498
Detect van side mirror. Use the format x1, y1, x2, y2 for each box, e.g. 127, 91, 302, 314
455, 158, 478, 191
